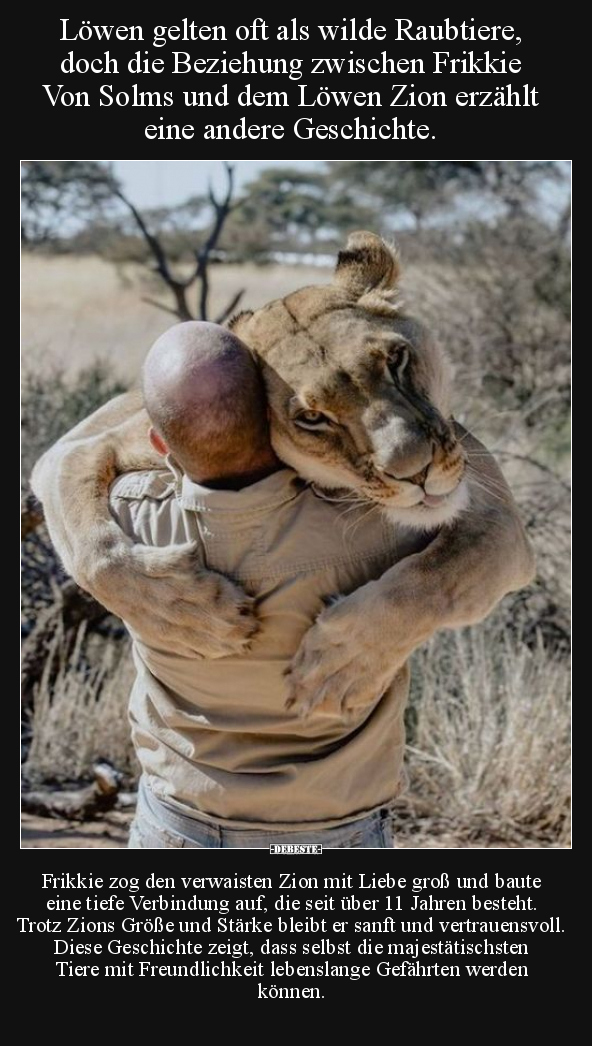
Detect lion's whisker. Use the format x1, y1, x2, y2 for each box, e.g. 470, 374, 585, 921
466, 478, 506, 504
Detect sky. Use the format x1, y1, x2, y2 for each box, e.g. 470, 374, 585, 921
111, 160, 321, 207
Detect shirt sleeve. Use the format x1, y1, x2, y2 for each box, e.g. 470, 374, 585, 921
109, 474, 200, 551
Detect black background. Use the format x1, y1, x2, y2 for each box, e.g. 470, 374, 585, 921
21, 14, 572, 155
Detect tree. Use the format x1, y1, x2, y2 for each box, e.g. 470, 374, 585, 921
326, 161, 481, 231
22, 160, 244, 322
112, 163, 243, 322
477, 160, 563, 219
326, 161, 566, 231
21, 161, 119, 245
235, 167, 372, 255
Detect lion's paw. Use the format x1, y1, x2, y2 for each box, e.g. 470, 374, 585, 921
284, 599, 399, 719
82, 542, 258, 658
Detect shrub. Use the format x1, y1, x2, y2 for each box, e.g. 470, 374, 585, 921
398, 621, 571, 846
24, 625, 138, 784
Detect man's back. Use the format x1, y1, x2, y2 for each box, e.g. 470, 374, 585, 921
111, 465, 420, 828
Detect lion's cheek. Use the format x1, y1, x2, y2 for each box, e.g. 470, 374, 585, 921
270, 429, 362, 492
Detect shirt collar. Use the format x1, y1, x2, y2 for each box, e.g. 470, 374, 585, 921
170, 459, 307, 516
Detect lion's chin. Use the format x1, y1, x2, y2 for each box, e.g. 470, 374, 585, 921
382, 480, 470, 531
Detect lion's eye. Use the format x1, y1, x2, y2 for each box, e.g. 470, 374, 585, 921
387, 346, 409, 382
295, 410, 331, 430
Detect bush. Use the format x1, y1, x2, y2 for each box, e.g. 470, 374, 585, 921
21, 359, 131, 785
398, 622, 571, 846
24, 625, 138, 784
400, 216, 570, 654
22, 361, 127, 634
21, 359, 127, 482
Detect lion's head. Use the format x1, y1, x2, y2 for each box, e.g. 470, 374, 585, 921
231, 232, 467, 529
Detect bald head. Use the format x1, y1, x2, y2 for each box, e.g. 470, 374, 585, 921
143, 322, 276, 485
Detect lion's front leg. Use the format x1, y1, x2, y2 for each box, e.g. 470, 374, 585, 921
31, 393, 259, 657
286, 430, 535, 717
93, 542, 258, 658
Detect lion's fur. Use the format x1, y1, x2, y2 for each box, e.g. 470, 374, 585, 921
230, 232, 466, 529
31, 231, 535, 700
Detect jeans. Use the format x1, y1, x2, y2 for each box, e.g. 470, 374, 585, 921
129, 779, 393, 849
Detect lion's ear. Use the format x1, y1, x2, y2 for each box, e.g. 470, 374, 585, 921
227, 309, 254, 336
333, 231, 401, 300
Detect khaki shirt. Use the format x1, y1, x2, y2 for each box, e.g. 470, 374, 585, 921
110, 466, 418, 829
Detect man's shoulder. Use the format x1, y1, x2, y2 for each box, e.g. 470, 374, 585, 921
110, 469, 176, 504
109, 469, 195, 549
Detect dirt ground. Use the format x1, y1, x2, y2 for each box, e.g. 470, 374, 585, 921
21, 813, 534, 849
22, 812, 132, 848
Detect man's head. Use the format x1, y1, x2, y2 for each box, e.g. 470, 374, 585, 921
143, 321, 278, 486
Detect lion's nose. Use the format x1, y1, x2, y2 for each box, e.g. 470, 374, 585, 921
382, 464, 429, 486
406, 465, 430, 486
372, 418, 436, 481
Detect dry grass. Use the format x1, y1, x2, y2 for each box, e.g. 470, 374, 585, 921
395, 623, 571, 847
21, 255, 331, 382
24, 626, 138, 784
21, 255, 466, 383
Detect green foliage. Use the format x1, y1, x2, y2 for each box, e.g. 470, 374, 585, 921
20, 162, 571, 835
325, 160, 563, 230
477, 160, 563, 218
22, 160, 569, 263
21, 360, 127, 481
230, 167, 373, 256
326, 160, 481, 229
21, 161, 120, 246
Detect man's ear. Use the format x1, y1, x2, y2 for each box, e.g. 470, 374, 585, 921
149, 426, 169, 458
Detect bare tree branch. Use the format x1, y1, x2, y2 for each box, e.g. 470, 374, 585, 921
140, 297, 180, 318
215, 289, 245, 326
113, 188, 193, 321
195, 163, 236, 320
112, 163, 241, 324
22, 763, 122, 820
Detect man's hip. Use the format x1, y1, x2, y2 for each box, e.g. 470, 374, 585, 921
129, 777, 394, 849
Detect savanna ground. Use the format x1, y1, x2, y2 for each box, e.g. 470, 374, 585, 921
21, 244, 571, 849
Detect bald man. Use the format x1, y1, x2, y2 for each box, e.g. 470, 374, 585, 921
143, 321, 280, 490
110, 322, 421, 849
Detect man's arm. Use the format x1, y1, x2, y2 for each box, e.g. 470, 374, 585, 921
31, 392, 258, 657
285, 426, 535, 716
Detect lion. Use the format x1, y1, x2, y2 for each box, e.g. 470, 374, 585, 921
31, 232, 535, 714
